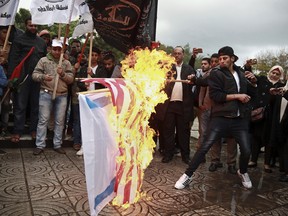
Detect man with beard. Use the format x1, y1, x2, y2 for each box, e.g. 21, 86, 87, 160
175, 46, 257, 190
94, 53, 117, 89
8, 17, 47, 143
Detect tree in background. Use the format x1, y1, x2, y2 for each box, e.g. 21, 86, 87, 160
255, 48, 288, 78
15, 8, 31, 30
14, 9, 287, 76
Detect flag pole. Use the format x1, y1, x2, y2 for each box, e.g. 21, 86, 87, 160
51, 0, 76, 100
87, 31, 94, 78
2, 25, 12, 51
57, 23, 62, 39
76, 32, 90, 66
52, 24, 70, 100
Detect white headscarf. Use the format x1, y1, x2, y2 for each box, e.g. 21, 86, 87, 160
267, 65, 284, 84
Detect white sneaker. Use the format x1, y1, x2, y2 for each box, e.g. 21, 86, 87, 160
237, 170, 252, 189
174, 173, 192, 189
76, 147, 83, 156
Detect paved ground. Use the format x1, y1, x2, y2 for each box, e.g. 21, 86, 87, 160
1, 124, 288, 215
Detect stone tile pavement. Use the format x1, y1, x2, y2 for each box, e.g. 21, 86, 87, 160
1, 136, 288, 216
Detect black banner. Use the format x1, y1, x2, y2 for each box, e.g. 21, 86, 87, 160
87, 0, 158, 53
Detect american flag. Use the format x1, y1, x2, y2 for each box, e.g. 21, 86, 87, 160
80, 78, 143, 211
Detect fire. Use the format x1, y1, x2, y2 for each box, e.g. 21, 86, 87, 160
111, 48, 174, 206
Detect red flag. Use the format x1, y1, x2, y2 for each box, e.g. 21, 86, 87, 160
9, 47, 35, 81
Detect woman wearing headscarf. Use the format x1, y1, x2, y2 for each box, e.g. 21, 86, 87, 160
269, 71, 288, 182
248, 65, 284, 173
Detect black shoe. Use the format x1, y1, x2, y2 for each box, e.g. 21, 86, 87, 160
201, 157, 206, 164
174, 148, 180, 155
264, 165, 273, 173
0, 149, 6, 154
248, 162, 257, 168
182, 157, 191, 164
228, 164, 237, 174
209, 163, 218, 172
33, 148, 43, 155
54, 147, 66, 154
158, 148, 164, 155
162, 156, 173, 163
279, 174, 288, 182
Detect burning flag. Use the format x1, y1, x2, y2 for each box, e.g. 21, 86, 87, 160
87, 0, 158, 53
79, 48, 175, 215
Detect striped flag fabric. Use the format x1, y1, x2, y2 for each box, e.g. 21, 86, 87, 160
79, 78, 144, 213
79, 90, 118, 216
0, 0, 20, 25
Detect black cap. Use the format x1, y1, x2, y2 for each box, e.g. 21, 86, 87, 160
218, 46, 238, 62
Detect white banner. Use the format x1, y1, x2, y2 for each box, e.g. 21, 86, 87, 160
72, 12, 93, 38
30, 0, 78, 25
0, 0, 20, 25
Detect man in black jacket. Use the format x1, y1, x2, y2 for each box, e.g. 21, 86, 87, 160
8, 17, 47, 142
175, 46, 257, 189
161, 46, 195, 164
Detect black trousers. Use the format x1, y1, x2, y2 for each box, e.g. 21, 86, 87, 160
162, 101, 191, 160
185, 116, 251, 176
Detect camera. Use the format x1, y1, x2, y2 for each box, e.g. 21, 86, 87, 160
247, 58, 257, 65
193, 48, 203, 54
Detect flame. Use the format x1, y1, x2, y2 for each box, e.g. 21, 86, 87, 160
111, 48, 174, 206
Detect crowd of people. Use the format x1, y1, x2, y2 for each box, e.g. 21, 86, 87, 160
0, 17, 121, 156
0, 17, 288, 190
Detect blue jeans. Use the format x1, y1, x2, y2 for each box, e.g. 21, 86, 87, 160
35, 90, 67, 149
1, 87, 11, 130
72, 103, 81, 144
185, 117, 251, 176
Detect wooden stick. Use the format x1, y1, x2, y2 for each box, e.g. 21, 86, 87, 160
88, 31, 93, 77
0, 88, 10, 105
52, 24, 70, 100
76, 33, 90, 67
74, 78, 124, 81
78, 88, 110, 95
3, 25, 12, 51
168, 79, 191, 83
57, 23, 62, 39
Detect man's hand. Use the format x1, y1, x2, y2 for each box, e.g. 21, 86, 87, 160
44, 75, 53, 81
187, 74, 195, 84
270, 87, 284, 95
87, 67, 93, 76
236, 93, 251, 103
244, 71, 257, 84
57, 67, 65, 77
